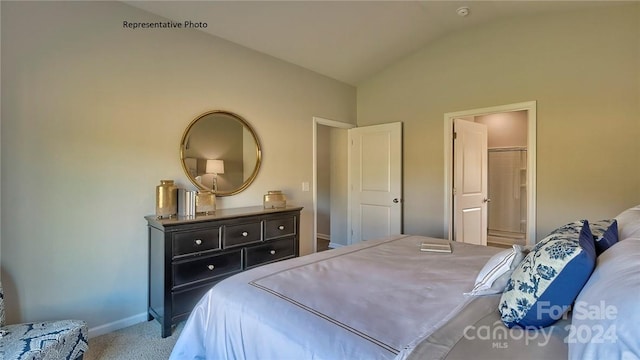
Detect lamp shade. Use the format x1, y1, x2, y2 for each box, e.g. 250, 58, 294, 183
206, 159, 225, 174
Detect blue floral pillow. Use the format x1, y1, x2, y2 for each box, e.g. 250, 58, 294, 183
589, 219, 618, 256
499, 220, 596, 328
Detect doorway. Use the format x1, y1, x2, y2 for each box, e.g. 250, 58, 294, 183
313, 118, 403, 251
313, 117, 354, 252
444, 102, 537, 247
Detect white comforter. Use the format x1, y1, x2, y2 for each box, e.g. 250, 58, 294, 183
170, 235, 501, 360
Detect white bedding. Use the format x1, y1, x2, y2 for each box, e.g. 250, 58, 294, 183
170, 235, 502, 360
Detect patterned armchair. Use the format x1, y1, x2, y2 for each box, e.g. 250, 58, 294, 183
0, 281, 88, 359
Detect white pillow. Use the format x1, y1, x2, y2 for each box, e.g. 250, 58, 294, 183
569, 238, 640, 359
466, 244, 528, 296
615, 204, 640, 241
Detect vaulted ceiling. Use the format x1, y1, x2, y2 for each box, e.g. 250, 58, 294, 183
126, 1, 618, 85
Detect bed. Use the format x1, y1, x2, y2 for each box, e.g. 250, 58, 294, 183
170, 205, 640, 360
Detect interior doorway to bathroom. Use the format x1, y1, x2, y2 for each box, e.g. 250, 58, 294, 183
483, 111, 528, 247
444, 102, 537, 247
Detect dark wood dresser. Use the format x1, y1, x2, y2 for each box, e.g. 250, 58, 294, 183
145, 205, 303, 337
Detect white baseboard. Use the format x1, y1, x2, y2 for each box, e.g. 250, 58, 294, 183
88, 312, 148, 338
317, 233, 346, 249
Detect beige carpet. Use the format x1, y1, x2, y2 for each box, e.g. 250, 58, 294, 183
85, 320, 183, 360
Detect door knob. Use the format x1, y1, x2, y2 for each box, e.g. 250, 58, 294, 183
483, 198, 491, 203
393, 198, 400, 203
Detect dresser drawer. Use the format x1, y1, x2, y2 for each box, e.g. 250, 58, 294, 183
223, 221, 262, 248
265, 216, 296, 240
172, 228, 220, 257
245, 237, 296, 269
172, 283, 216, 319
173, 250, 242, 288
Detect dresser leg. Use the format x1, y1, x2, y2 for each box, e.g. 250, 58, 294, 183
161, 323, 172, 338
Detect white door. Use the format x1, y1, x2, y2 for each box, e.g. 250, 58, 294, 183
349, 122, 402, 244
453, 119, 488, 246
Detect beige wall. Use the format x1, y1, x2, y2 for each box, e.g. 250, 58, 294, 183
357, 3, 640, 240
1, 1, 355, 334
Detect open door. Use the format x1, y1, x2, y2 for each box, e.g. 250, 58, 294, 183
349, 122, 402, 244
444, 101, 537, 246
453, 119, 488, 246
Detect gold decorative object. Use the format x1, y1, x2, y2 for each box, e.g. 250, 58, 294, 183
156, 180, 177, 219
263, 190, 286, 209
196, 191, 216, 215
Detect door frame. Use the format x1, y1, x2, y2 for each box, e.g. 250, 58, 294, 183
312, 116, 355, 252
443, 101, 537, 246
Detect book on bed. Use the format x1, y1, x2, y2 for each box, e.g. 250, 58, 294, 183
420, 242, 452, 253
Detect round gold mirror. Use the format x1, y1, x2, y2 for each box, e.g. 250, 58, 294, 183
180, 110, 262, 196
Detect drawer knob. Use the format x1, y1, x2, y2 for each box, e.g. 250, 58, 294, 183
207, 265, 215, 271
278, 225, 285, 230
242, 231, 248, 237
270, 250, 276, 255
194, 239, 202, 245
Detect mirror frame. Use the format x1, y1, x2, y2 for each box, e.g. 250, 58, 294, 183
180, 110, 262, 196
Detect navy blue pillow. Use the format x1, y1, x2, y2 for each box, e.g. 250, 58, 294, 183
499, 220, 596, 328
590, 219, 618, 256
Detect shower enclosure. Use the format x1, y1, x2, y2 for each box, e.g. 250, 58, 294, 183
487, 147, 527, 246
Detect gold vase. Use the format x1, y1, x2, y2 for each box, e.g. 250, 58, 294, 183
196, 191, 216, 215
263, 190, 286, 209
156, 180, 177, 219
